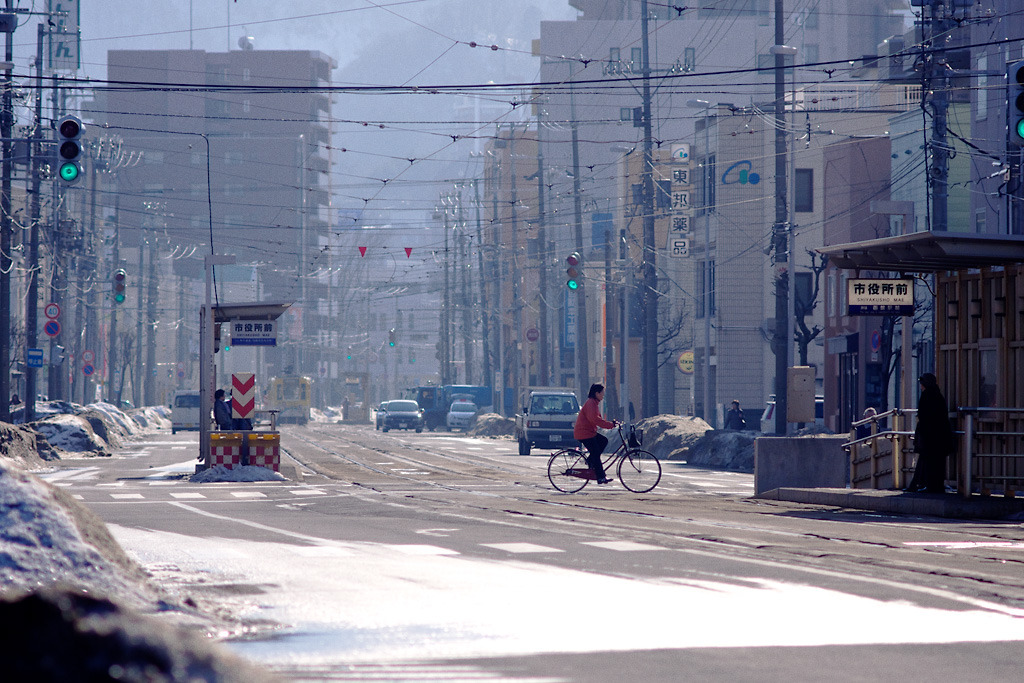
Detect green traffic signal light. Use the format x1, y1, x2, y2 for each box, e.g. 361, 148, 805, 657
566, 251, 581, 290
59, 162, 80, 182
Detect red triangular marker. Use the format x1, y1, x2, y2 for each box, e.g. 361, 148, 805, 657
358, 246, 367, 257
405, 247, 412, 258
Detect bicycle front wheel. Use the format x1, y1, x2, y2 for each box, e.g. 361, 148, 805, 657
547, 448, 590, 493
617, 449, 661, 493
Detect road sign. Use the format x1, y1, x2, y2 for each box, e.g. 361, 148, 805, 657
232, 373, 256, 420
43, 319, 61, 337
44, 302, 61, 319
82, 363, 95, 376
82, 350, 95, 363
27, 348, 44, 368
526, 327, 539, 342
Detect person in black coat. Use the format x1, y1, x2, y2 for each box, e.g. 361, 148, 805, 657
906, 373, 955, 493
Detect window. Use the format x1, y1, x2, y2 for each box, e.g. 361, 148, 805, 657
975, 209, 986, 234
977, 53, 988, 120
631, 47, 642, 65
684, 47, 696, 71
609, 47, 620, 62
795, 168, 813, 212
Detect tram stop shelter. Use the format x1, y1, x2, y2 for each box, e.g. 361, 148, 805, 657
199, 300, 291, 472
818, 230, 1024, 497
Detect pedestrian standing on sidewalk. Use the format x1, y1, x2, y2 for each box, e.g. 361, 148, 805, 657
906, 373, 955, 493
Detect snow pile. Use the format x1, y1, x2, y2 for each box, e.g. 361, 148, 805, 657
33, 413, 113, 457
0, 458, 152, 604
629, 415, 712, 462
190, 465, 285, 483
0, 422, 57, 468
127, 405, 171, 430
687, 430, 758, 472
469, 413, 515, 438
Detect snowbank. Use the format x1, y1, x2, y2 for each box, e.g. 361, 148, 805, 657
469, 413, 515, 438
190, 465, 285, 483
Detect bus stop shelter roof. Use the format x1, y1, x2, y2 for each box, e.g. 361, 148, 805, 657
817, 231, 1024, 273
204, 301, 292, 323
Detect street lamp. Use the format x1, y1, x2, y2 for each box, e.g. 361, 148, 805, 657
688, 98, 712, 423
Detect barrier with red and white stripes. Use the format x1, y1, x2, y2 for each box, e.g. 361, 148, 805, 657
247, 433, 280, 472
232, 372, 256, 421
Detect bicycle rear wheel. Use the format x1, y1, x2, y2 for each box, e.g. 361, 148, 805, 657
617, 449, 661, 492
547, 448, 590, 493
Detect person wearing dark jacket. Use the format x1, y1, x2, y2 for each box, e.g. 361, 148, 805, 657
574, 383, 617, 485
906, 373, 955, 493
214, 389, 233, 430
723, 400, 746, 430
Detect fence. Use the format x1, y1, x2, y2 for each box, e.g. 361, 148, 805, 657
846, 408, 916, 490
958, 408, 1024, 499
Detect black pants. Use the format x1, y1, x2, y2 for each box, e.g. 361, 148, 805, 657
580, 434, 609, 481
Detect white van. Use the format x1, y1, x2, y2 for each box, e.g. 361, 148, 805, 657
171, 390, 202, 434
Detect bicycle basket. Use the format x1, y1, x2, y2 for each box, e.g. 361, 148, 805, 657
627, 425, 643, 448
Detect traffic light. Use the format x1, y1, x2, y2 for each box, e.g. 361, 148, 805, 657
112, 268, 127, 304
388, 328, 396, 346
346, 346, 353, 360
56, 114, 84, 184
566, 251, 582, 290
1009, 61, 1024, 147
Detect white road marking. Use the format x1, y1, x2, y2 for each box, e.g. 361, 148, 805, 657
110, 493, 144, 500
290, 489, 327, 496
389, 544, 460, 556
482, 543, 564, 554
581, 541, 667, 552
170, 492, 206, 500
231, 491, 267, 499
906, 541, 1024, 549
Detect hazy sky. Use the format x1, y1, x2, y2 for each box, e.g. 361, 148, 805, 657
60, 1, 575, 222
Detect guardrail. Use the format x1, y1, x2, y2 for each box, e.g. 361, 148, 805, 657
958, 407, 1024, 499
845, 408, 916, 490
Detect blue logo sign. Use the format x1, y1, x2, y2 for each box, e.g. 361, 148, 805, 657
721, 160, 760, 186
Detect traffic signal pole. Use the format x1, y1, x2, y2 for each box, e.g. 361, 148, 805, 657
24, 22, 44, 421
0, 0, 14, 420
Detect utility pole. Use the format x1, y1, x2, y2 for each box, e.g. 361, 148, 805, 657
509, 125, 524, 401
458, 189, 473, 384
0, 0, 14, 420
535, 105, 551, 386
472, 179, 492, 391
921, 0, 954, 232
772, 0, 791, 435
24, 22, 44, 422
568, 72, 590, 395
639, 0, 658, 416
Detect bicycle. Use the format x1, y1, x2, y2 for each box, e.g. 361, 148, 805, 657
546, 423, 661, 493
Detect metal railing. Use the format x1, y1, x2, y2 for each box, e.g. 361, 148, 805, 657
958, 408, 1024, 500
845, 409, 916, 490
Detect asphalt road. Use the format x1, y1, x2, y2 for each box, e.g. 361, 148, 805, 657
42, 423, 1024, 682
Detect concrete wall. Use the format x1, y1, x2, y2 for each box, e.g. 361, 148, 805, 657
754, 436, 848, 495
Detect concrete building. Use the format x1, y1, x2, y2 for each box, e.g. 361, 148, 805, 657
535, 0, 907, 417
104, 47, 337, 401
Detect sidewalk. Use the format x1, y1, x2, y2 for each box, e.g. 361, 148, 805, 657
759, 487, 1024, 520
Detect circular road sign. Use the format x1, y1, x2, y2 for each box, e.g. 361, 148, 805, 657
82, 350, 95, 363
82, 363, 95, 376
526, 327, 540, 342
44, 302, 61, 319
43, 319, 61, 337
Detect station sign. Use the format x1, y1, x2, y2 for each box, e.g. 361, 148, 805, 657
847, 278, 914, 316
229, 319, 277, 346
27, 348, 44, 368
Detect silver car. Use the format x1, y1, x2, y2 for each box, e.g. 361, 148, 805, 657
446, 401, 478, 431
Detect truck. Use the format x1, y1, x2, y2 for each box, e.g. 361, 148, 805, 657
513, 387, 580, 455
409, 384, 494, 431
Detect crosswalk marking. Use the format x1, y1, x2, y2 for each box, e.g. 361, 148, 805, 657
581, 540, 666, 552
390, 544, 460, 556
110, 493, 144, 500
170, 492, 206, 500
230, 491, 267, 499
482, 542, 564, 554
289, 489, 327, 496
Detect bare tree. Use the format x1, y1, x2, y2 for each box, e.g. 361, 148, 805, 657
793, 251, 828, 366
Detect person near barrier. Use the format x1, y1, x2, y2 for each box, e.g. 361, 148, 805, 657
213, 389, 233, 430
574, 383, 618, 485
906, 373, 955, 493
723, 400, 746, 430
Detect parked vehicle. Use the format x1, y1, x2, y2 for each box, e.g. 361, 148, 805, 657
409, 384, 493, 430
170, 390, 201, 434
513, 387, 579, 455
374, 401, 391, 430
446, 400, 478, 431
380, 400, 424, 432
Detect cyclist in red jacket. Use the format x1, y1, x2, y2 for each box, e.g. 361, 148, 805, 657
574, 383, 618, 484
